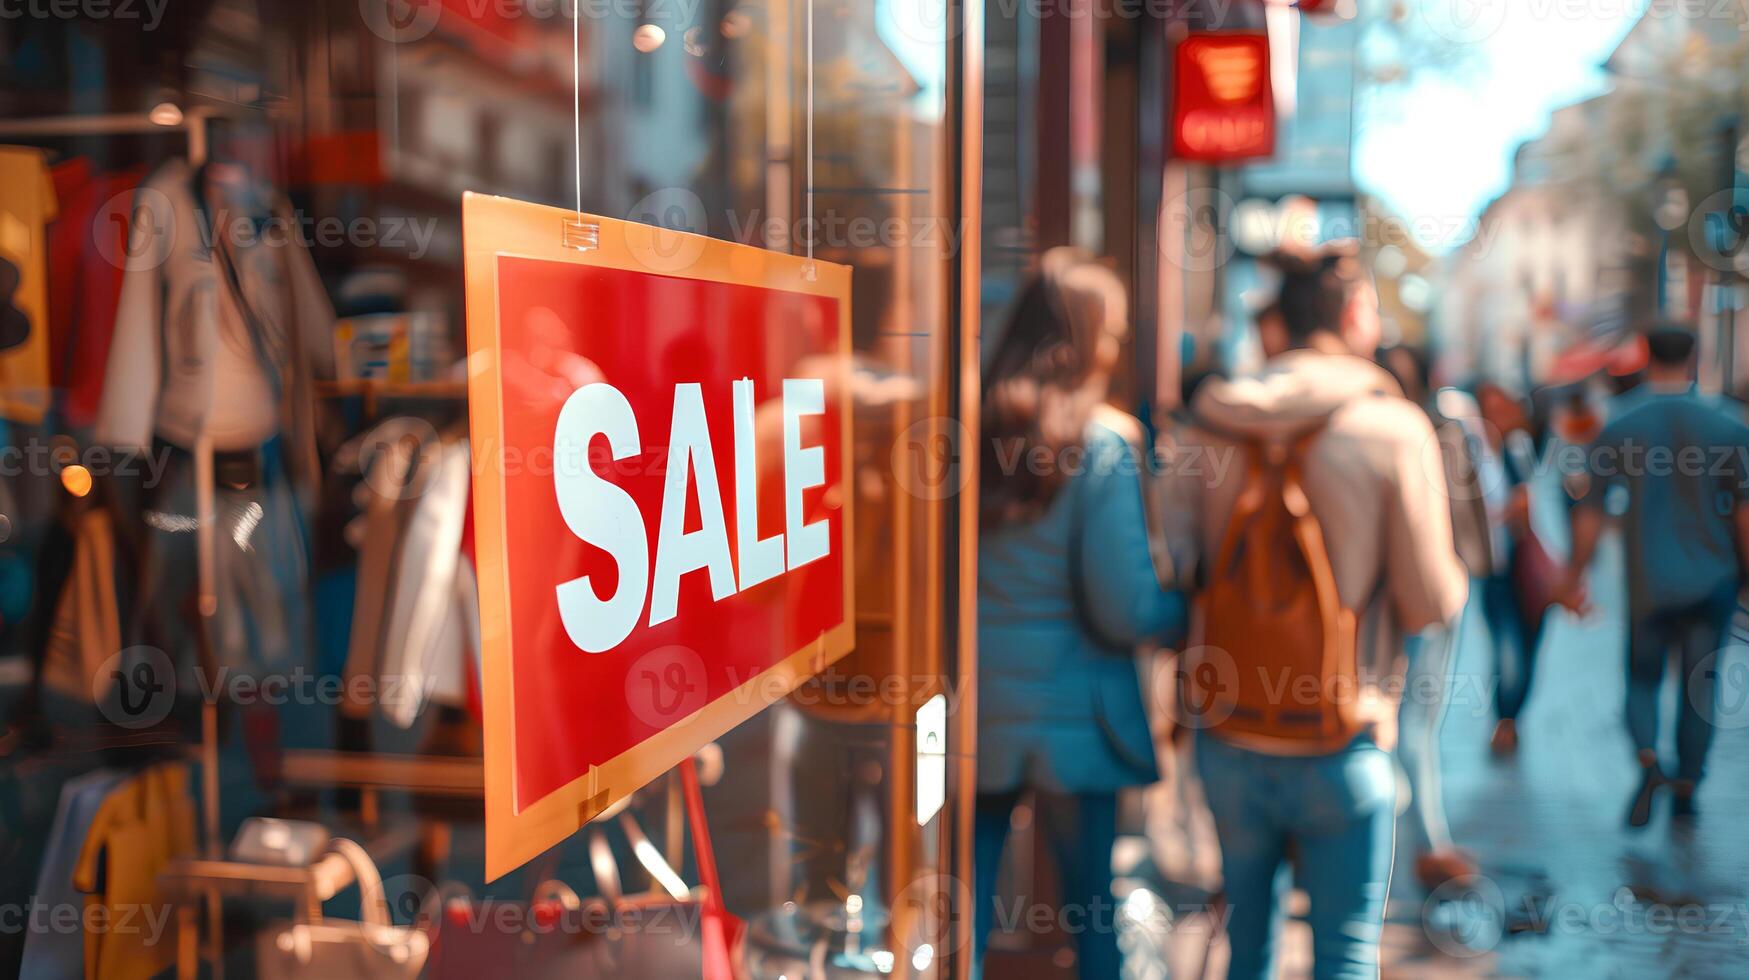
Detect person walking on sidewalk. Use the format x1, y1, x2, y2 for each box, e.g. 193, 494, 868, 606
1557, 324, 1749, 827
1473, 382, 1549, 757
1171, 244, 1468, 980
973, 248, 1186, 980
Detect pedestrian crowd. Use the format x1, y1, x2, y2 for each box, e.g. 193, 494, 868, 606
973, 244, 1749, 979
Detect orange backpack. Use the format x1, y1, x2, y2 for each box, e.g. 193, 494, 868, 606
1187, 428, 1362, 754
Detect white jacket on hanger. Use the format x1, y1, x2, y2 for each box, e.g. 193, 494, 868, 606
96, 158, 334, 452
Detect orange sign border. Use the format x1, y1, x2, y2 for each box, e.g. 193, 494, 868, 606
462, 192, 856, 880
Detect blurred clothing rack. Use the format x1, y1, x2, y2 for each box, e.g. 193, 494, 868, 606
0, 103, 235, 976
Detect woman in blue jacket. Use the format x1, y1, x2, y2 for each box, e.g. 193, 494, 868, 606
974, 249, 1187, 979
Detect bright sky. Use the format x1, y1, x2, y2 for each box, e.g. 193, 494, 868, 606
1354, 2, 1640, 249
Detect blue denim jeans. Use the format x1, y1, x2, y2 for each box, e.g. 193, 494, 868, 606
1482, 566, 1544, 721
1627, 582, 1739, 784
973, 789, 1120, 980
1196, 732, 1397, 980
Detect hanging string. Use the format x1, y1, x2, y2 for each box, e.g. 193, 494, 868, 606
804, 0, 816, 278
573, 0, 583, 217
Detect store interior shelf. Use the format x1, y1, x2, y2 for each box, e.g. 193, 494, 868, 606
278, 749, 483, 797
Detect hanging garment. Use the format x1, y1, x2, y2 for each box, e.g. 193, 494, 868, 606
72, 762, 196, 980
375, 433, 470, 728
428, 557, 481, 711
339, 418, 427, 720
38, 506, 121, 706
47, 159, 143, 431
0, 147, 58, 422
17, 768, 127, 980
342, 423, 479, 728
95, 158, 333, 497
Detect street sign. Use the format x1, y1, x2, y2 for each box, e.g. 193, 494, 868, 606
1172, 31, 1276, 164
463, 193, 855, 879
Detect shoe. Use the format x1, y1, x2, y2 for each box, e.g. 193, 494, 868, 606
1627, 764, 1662, 829
1670, 780, 1698, 822
1415, 849, 1480, 891
1490, 719, 1518, 757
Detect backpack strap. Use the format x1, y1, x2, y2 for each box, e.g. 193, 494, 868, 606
1209, 426, 1325, 595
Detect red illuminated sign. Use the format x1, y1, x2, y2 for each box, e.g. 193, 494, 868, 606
464, 194, 854, 879
1172, 32, 1275, 163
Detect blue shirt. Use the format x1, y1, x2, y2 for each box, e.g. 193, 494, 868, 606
1588, 387, 1749, 613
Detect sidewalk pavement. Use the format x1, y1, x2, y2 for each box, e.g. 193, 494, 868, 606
1389, 532, 1749, 978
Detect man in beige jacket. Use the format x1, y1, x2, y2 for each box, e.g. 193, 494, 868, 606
1166, 245, 1468, 980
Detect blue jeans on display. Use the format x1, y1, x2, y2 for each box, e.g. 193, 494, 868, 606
1482, 568, 1543, 721
1197, 732, 1397, 980
973, 788, 1120, 980
1627, 582, 1739, 784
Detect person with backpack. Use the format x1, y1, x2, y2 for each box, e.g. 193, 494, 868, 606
1556, 324, 1749, 827
974, 249, 1186, 980
1169, 244, 1468, 979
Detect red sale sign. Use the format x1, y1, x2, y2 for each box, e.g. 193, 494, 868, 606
463, 194, 854, 878
1171, 31, 1275, 163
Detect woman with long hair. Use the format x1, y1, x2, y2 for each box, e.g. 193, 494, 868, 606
973, 248, 1185, 979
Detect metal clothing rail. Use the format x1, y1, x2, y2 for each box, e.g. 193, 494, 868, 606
0, 107, 217, 164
